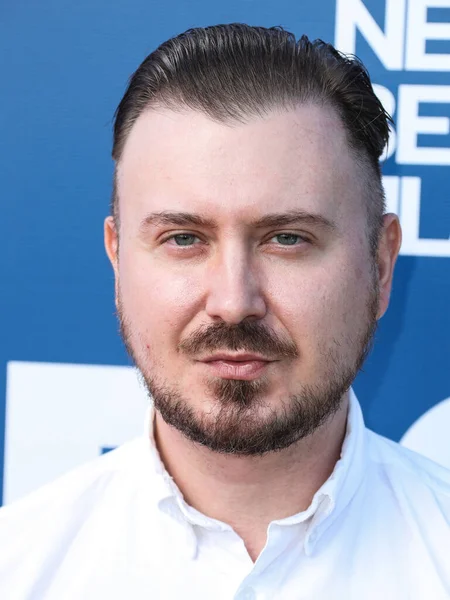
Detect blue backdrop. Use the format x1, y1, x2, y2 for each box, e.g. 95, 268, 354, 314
1, 0, 449, 505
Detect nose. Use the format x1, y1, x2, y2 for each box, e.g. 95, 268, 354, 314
204, 244, 267, 324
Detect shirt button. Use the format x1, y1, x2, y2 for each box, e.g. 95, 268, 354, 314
238, 587, 256, 600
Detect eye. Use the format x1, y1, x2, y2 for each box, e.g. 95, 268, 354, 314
165, 233, 200, 246
270, 233, 308, 246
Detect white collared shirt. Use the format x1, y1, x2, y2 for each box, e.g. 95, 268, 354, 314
1, 390, 450, 599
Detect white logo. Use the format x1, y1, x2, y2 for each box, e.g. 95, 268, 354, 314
3, 361, 149, 504
336, 0, 450, 258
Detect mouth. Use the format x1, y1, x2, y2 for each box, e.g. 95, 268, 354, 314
198, 354, 275, 380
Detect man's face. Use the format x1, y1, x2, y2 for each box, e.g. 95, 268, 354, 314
105, 105, 382, 455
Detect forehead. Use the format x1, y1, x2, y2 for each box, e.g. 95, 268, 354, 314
116, 104, 364, 225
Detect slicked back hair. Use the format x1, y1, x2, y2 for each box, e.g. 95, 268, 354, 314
111, 23, 392, 255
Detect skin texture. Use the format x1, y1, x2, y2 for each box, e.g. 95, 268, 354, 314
104, 104, 402, 561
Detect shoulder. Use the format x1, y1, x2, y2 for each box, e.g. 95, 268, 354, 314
366, 428, 450, 509
1, 436, 147, 514
0, 437, 148, 592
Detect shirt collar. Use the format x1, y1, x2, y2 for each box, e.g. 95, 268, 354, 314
142, 387, 368, 556
303, 387, 368, 554
143, 403, 233, 536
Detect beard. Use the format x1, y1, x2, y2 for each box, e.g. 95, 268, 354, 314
117, 279, 379, 456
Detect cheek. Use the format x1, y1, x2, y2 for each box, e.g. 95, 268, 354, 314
269, 255, 372, 343
118, 250, 202, 339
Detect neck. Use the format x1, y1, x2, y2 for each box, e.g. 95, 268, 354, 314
153, 393, 349, 562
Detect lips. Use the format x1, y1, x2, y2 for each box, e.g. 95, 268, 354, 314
199, 354, 273, 380
201, 353, 272, 363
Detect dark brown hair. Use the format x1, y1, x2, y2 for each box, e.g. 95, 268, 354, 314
111, 23, 392, 252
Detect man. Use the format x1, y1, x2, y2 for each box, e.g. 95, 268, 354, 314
1, 23, 449, 600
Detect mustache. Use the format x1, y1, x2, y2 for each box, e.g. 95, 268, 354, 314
178, 320, 299, 359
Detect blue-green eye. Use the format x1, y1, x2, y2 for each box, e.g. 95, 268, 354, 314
273, 234, 302, 245
171, 234, 198, 246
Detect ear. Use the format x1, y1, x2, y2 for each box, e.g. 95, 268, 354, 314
104, 216, 120, 309
376, 213, 402, 319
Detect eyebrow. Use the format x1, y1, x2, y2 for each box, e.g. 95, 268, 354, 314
139, 209, 337, 232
